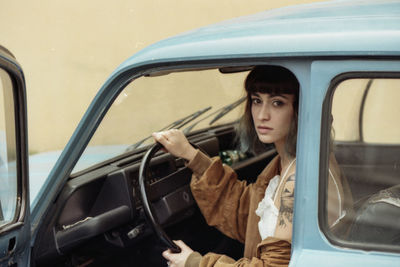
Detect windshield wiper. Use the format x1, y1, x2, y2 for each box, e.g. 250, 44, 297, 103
166, 106, 212, 130
129, 106, 212, 150
208, 97, 246, 125
184, 97, 246, 134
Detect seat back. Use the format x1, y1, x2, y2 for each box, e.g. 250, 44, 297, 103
348, 184, 400, 245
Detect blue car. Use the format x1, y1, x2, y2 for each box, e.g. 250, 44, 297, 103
0, 0, 399, 266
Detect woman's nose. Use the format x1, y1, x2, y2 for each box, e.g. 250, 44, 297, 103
258, 104, 271, 120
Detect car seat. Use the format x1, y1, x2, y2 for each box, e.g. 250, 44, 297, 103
348, 184, 400, 245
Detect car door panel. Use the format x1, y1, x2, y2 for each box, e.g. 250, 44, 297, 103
291, 60, 400, 267
0, 46, 30, 266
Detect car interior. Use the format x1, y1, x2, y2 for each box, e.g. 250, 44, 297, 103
31, 66, 272, 266
32, 123, 275, 266
30, 69, 400, 266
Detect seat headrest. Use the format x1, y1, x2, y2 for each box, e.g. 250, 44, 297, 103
349, 184, 400, 245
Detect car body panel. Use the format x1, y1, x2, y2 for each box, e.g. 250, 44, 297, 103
114, 0, 400, 73
1, 0, 400, 266
291, 59, 400, 266
294, 249, 400, 267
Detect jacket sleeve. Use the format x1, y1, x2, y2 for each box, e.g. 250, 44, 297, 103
187, 150, 252, 243
185, 237, 291, 267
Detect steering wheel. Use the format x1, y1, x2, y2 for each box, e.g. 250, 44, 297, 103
139, 142, 199, 253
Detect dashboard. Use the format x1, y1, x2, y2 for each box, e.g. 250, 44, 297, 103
33, 125, 276, 266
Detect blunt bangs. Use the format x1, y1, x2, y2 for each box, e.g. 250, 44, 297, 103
245, 65, 299, 96
246, 81, 299, 96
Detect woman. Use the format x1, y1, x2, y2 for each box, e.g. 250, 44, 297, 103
152, 66, 346, 267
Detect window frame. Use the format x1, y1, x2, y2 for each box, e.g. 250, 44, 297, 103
0, 57, 28, 235
0, 47, 30, 264
319, 71, 400, 254
0, 68, 18, 226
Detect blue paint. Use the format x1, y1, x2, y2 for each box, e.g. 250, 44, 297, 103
2, 0, 400, 265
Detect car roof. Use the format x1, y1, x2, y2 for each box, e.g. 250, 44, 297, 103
114, 0, 400, 74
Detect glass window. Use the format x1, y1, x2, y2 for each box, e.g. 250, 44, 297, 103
0, 69, 17, 226
73, 68, 247, 174
323, 77, 400, 252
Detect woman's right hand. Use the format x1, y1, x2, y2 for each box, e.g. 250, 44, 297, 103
152, 129, 197, 162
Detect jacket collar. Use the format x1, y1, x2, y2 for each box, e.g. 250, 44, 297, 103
256, 154, 281, 188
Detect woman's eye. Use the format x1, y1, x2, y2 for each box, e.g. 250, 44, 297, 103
272, 100, 285, 107
251, 98, 261, 105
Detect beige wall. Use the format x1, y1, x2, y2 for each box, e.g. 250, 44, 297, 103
333, 79, 400, 144
0, 0, 323, 154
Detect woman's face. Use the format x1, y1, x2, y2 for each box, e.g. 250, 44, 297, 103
251, 92, 295, 146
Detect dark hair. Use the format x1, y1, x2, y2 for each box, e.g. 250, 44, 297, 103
237, 65, 299, 157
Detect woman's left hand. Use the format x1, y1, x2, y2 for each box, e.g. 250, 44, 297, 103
162, 240, 194, 267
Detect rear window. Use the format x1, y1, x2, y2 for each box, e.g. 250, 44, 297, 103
321, 76, 400, 253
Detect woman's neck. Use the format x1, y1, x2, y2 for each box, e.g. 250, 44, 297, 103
274, 140, 294, 174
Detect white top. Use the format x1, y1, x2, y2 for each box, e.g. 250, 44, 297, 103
256, 160, 345, 239
255, 159, 296, 240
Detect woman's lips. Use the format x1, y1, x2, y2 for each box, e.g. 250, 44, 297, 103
257, 126, 273, 134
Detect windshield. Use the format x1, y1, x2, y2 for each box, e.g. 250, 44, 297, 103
72, 68, 248, 174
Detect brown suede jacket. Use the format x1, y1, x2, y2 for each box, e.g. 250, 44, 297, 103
184, 150, 350, 267
185, 150, 293, 267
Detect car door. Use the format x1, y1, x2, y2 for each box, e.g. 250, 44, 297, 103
291, 59, 400, 267
0, 46, 30, 266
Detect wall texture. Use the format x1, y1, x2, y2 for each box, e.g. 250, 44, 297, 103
0, 0, 322, 153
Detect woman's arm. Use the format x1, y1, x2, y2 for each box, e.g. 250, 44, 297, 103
185, 237, 291, 267
162, 237, 291, 267
153, 129, 252, 242
274, 174, 295, 242
189, 150, 251, 243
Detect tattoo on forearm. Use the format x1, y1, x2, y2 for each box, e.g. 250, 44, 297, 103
278, 175, 295, 227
